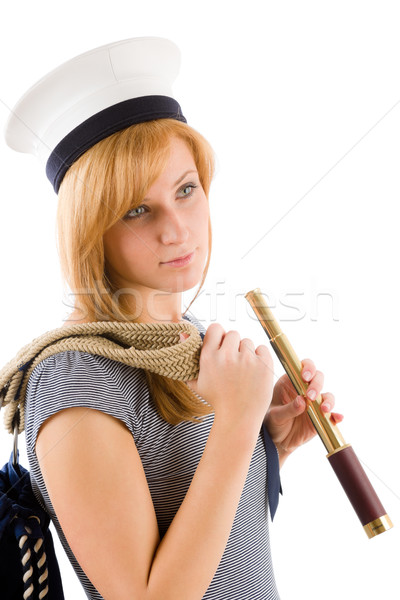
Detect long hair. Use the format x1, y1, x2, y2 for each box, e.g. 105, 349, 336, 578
56, 119, 215, 423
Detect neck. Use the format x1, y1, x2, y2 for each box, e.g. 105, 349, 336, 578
131, 287, 184, 324
64, 287, 185, 325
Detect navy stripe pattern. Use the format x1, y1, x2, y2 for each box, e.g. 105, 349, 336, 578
24, 313, 280, 599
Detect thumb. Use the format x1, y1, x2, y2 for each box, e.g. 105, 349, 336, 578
185, 378, 198, 394
271, 395, 307, 425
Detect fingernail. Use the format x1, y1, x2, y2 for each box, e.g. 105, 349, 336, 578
307, 389, 316, 400
303, 370, 312, 381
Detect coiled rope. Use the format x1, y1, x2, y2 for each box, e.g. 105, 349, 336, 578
0, 320, 202, 434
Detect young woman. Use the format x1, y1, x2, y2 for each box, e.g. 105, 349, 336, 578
6, 38, 342, 600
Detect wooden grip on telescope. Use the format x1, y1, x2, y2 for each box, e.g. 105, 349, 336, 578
327, 445, 392, 538
245, 288, 393, 538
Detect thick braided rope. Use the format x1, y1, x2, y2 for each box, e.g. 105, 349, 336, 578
18, 524, 35, 599
0, 321, 202, 434
17, 516, 49, 599
34, 536, 49, 599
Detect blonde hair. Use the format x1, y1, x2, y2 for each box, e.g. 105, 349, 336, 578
56, 119, 215, 424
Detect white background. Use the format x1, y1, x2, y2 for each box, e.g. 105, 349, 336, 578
1, 1, 399, 598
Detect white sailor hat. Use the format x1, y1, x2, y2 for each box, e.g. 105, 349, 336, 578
4, 37, 186, 193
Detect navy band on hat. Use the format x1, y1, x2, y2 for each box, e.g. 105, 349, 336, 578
46, 95, 187, 193
5, 38, 187, 193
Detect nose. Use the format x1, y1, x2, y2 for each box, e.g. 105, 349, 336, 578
159, 206, 189, 245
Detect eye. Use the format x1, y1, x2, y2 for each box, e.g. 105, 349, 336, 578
178, 183, 197, 198
124, 205, 147, 220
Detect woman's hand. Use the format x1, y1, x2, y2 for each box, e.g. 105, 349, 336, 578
182, 324, 275, 436
265, 358, 343, 461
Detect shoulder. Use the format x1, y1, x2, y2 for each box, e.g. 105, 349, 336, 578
27, 348, 147, 391
25, 350, 149, 451
26, 349, 147, 406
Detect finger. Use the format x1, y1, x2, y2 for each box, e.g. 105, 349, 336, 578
239, 338, 255, 354
305, 369, 324, 401
293, 395, 307, 412
220, 330, 242, 353
185, 378, 198, 392
179, 332, 190, 343
330, 412, 344, 424
254, 344, 270, 359
320, 391, 335, 413
202, 322, 226, 351
254, 344, 273, 372
301, 358, 316, 382
269, 395, 307, 425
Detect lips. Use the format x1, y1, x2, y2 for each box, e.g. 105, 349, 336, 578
163, 252, 192, 263
161, 251, 194, 266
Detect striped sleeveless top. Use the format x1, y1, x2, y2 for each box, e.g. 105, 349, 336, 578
25, 313, 280, 599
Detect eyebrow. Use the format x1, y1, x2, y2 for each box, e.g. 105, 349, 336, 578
142, 169, 199, 203
174, 169, 198, 187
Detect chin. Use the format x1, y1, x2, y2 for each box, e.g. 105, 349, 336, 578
162, 270, 204, 294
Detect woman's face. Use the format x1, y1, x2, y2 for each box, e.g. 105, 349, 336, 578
103, 137, 210, 319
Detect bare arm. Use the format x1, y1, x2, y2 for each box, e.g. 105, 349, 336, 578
37, 407, 260, 600
36, 324, 274, 600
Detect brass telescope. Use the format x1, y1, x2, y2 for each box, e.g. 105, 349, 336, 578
245, 288, 393, 538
